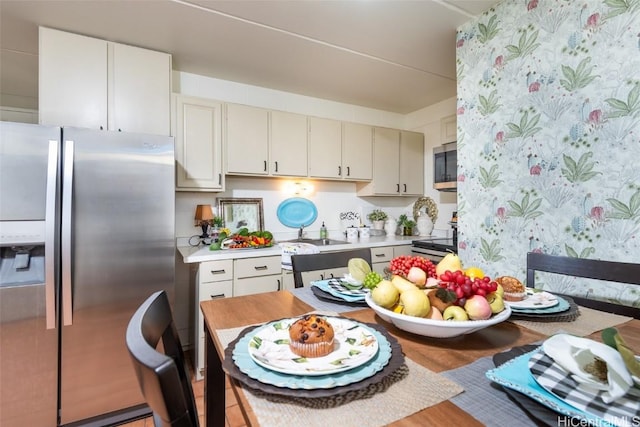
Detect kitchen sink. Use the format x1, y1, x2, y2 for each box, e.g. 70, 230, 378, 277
282, 238, 351, 246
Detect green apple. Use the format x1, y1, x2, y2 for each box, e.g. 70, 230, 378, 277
442, 305, 469, 321
486, 292, 505, 314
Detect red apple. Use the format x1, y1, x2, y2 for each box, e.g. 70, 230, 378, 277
464, 295, 492, 320
406, 266, 427, 287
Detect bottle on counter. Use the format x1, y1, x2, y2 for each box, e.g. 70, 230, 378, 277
320, 221, 328, 239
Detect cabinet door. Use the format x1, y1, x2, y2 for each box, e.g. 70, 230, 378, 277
342, 122, 373, 181
308, 117, 342, 178
441, 114, 457, 143
400, 131, 424, 195
110, 42, 172, 135
39, 27, 108, 129
225, 104, 269, 175
234, 276, 282, 296
371, 127, 401, 194
270, 110, 307, 176
174, 95, 223, 191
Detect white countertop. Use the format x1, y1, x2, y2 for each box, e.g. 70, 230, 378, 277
177, 235, 416, 263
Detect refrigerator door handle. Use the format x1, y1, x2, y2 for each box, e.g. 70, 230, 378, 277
45, 140, 59, 330
61, 140, 74, 326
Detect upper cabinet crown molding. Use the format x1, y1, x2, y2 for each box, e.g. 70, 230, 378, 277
39, 27, 172, 136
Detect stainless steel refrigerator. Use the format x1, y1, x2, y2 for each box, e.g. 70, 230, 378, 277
0, 122, 175, 426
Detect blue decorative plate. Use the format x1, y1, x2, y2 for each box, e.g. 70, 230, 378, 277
232, 318, 392, 389
277, 198, 318, 228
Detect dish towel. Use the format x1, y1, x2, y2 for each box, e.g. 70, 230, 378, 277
279, 242, 319, 270
311, 278, 368, 302
542, 334, 635, 403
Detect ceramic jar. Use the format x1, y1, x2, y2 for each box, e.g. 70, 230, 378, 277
384, 218, 397, 236
417, 215, 434, 236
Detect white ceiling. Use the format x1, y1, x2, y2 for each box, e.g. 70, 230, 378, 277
0, 0, 497, 114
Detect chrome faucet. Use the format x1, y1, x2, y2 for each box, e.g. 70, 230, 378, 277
298, 225, 305, 240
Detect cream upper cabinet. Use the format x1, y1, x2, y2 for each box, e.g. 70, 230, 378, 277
225, 103, 269, 175
39, 27, 171, 136
173, 94, 224, 191
342, 122, 373, 181
357, 127, 424, 196
399, 130, 424, 195
441, 114, 457, 143
270, 110, 308, 176
109, 42, 172, 135
308, 117, 342, 179
39, 27, 108, 130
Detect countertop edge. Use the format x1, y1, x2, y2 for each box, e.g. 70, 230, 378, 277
177, 236, 416, 263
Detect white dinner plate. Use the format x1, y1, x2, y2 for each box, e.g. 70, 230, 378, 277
247, 316, 379, 376
506, 289, 559, 309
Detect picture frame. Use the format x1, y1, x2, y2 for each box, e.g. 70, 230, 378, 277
217, 198, 264, 234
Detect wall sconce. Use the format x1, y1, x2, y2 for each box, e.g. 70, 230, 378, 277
284, 180, 314, 196
194, 204, 214, 238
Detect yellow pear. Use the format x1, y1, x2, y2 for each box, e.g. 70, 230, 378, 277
435, 253, 463, 277
391, 275, 419, 293
371, 280, 399, 308
398, 288, 431, 317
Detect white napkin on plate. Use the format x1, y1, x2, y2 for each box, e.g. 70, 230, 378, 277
542, 333, 634, 403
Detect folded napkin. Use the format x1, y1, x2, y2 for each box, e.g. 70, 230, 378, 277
542, 334, 634, 403
311, 279, 368, 302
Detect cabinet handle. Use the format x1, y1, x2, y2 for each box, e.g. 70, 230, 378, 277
277, 279, 281, 291
338, 165, 342, 176
218, 173, 222, 185
254, 265, 268, 271
320, 273, 325, 280
396, 183, 400, 193
210, 269, 226, 275
210, 293, 225, 299
346, 166, 350, 176
199, 368, 205, 376
275, 161, 278, 172
374, 253, 386, 258
264, 160, 267, 172
329, 273, 335, 278
99, 126, 104, 130
403, 183, 407, 192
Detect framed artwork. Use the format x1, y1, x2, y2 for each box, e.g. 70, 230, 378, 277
217, 198, 264, 233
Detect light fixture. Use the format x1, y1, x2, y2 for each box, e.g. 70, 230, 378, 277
284, 180, 314, 196
194, 204, 214, 238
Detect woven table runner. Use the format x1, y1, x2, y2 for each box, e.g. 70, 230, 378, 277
217, 324, 464, 427
510, 306, 632, 337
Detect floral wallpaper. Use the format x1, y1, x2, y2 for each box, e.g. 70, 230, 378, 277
456, 0, 640, 307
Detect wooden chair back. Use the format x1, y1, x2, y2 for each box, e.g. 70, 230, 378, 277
526, 252, 640, 318
291, 248, 372, 288
126, 291, 199, 427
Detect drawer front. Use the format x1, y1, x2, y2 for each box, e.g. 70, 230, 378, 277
198, 280, 232, 339
234, 256, 281, 279
199, 259, 233, 282
234, 275, 282, 296
393, 245, 413, 257
370, 247, 393, 263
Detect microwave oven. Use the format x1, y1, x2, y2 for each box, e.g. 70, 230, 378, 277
433, 142, 457, 191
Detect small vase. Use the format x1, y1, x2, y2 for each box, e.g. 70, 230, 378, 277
384, 219, 397, 235
417, 216, 434, 236
402, 226, 414, 236
372, 220, 385, 230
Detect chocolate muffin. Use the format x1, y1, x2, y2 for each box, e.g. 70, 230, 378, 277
288, 314, 335, 358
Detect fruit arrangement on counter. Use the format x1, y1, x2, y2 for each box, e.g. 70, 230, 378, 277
209, 228, 274, 250
358, 253, 508, 322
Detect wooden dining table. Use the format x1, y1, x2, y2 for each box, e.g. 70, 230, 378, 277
200, 290, 640, 427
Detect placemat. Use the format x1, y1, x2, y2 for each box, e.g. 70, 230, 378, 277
442, 354, 542, 427
217, 323, 464, 427
288, 287, 365, 313
509, 296, 580, 323
509, 306, 632, 337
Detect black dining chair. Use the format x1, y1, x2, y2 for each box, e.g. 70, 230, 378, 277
291, 247, 372, 288
126, 290, 200, 427
526, 252, 640, 319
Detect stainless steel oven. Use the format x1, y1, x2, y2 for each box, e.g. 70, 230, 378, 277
411, 238, 457, 262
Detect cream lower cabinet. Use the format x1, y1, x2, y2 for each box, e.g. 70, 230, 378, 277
173, 94, 224, 191
194, 260, 233, 380
371, 246, 394, 275
234, 256, 283, 296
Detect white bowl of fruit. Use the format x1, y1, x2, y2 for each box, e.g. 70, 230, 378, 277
364, 254, 511, 338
